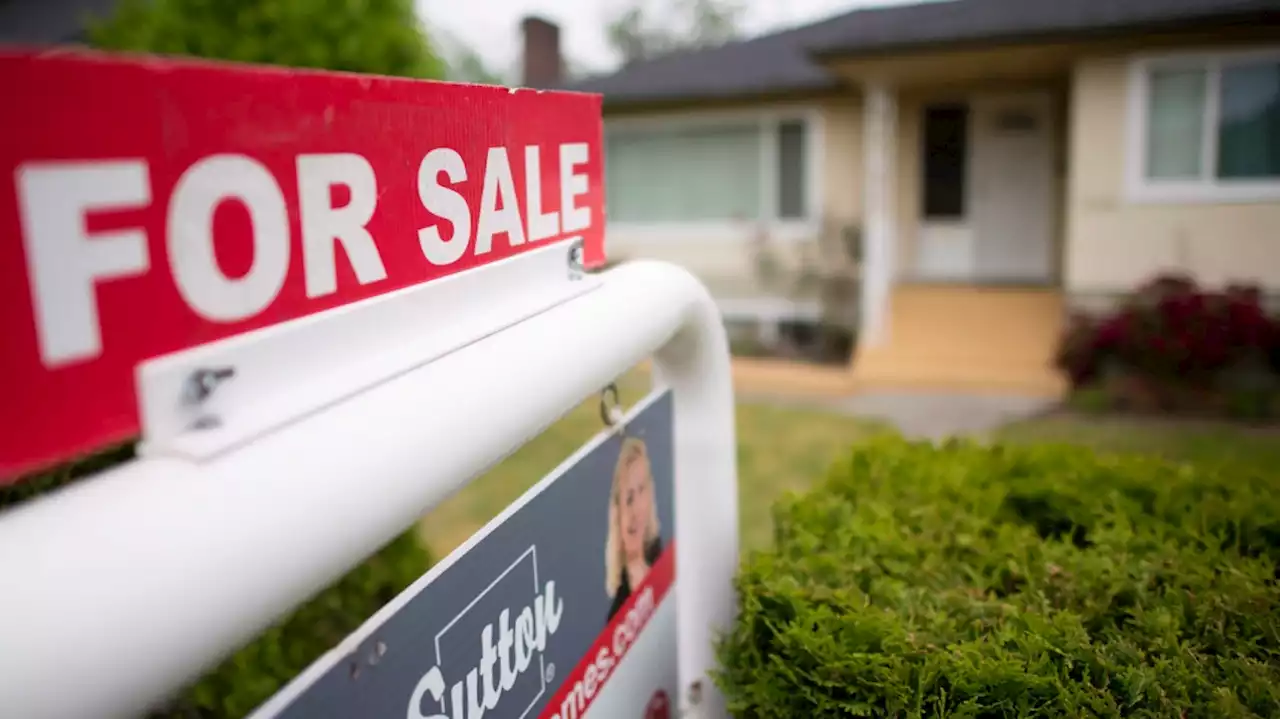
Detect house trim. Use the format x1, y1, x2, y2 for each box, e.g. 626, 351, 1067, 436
860, 83, 896, 348
598, 87, 852, 113
604, 106, 826, 243
1124, 45, 1280, 205
718, 297, 822, 322
807, 15, 1280, 63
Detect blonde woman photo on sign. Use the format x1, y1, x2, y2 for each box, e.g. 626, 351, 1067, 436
605, 436, 664, 622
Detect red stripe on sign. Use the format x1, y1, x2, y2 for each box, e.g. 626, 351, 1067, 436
538, 541, 677, 719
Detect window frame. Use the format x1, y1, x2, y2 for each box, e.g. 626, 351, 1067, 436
1126, 46, 1280, 204
603, 107, 824, 242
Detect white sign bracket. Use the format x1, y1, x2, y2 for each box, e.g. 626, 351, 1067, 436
0, 258, 739, 719
136, 240, 597, 461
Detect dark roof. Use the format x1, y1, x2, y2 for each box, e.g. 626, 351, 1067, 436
0, 0, 120, 43
807, 0, 1280, 56
571, 0, 1280, 106
569, 22, 843, 105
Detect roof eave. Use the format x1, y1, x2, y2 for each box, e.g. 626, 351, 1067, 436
599, 83, 852, 113
806, 11, 1280, 62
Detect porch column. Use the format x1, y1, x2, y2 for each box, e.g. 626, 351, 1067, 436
860, 83, 897, 349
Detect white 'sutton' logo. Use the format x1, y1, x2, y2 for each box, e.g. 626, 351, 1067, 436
408, 547, 564, 719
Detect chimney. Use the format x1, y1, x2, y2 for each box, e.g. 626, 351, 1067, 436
521, 16, 563, 89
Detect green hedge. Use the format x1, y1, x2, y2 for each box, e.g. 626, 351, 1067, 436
715, 436, 1280, 718
1, 452, 433, 719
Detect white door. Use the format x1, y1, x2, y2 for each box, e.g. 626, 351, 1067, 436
970, 93, 1056, 283
915, 103, 974, 281
916, 222, 975, 279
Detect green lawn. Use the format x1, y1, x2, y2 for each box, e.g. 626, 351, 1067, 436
996, 412, 1280, 467
417, 368, 884, 557
420, 377, 1280, 563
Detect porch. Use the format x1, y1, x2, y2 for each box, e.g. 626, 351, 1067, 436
846, 48, 1075, 398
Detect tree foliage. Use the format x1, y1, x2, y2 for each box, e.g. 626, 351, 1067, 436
606, 0, 743, 66
432, 25, 507, 85
89, 0, 445, 79
448, 45, 506, 85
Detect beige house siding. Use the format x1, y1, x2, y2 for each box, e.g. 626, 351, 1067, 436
822, 97, 864, 225
820, 27, 1280, 294
1065, 53, 1280, 305
584, 25, 1278, 396
599, 28, 1280, 317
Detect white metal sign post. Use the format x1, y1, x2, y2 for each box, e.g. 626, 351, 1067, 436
0, 51, 738, 719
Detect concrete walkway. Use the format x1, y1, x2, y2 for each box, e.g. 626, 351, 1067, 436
833, 392, 1058, 440
743, 391, 1058, 441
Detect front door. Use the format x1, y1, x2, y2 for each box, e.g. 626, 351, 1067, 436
917, 103, 974, 281
970, 93, 1056, 283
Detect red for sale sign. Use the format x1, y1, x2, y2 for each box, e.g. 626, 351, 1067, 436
0, 50, 605, 482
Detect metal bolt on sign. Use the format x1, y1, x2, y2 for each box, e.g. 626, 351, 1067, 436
567, 238, 586, 280
347, 640, 387, 681
599, 381, 624, 428
182, 366, 235, 430
368, 640, 387, 666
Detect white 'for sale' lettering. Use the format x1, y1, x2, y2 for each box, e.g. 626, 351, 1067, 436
415, 142, 590, 265
14, 143, 592, 368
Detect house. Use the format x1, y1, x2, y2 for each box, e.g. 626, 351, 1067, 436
525, 0, 1280, 397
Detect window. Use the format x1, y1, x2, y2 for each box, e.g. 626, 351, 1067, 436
921, 104, 968, 219
1133, 49, 1280, 201
777, 120, 808, 219
604, 115, 814, 226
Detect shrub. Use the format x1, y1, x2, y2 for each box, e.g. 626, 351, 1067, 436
715, 435, 1280, 718
1, 450, 433, 719
1056, 274, 1279, 389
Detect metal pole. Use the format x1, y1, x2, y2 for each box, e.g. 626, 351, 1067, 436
0, 260, 738, 719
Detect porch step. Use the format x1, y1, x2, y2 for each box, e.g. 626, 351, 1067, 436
733, 358, 857, 397
852, 285, 1068, 398
854, 354, 1067, 395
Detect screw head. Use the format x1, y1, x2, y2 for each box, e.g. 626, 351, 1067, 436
368, 641, 387, 666
567, 239, 586, 280
687, 680, 703, 705
189, 415, 222, 431
184, 366, 236, 406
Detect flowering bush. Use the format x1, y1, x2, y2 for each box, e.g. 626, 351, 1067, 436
1056, 274, 1279, 393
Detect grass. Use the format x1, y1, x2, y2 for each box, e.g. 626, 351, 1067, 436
417, 367, 883, 557
996, 411, 1280, 467
12, 378, 1272, 565
421, 382, 1280, 563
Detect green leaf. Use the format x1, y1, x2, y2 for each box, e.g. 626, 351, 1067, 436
87, 0, 446, 80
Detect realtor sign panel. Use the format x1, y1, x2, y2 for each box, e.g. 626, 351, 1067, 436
0, 48, 739, 719
253, 390, 679, 719
0, 50, 604, 480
